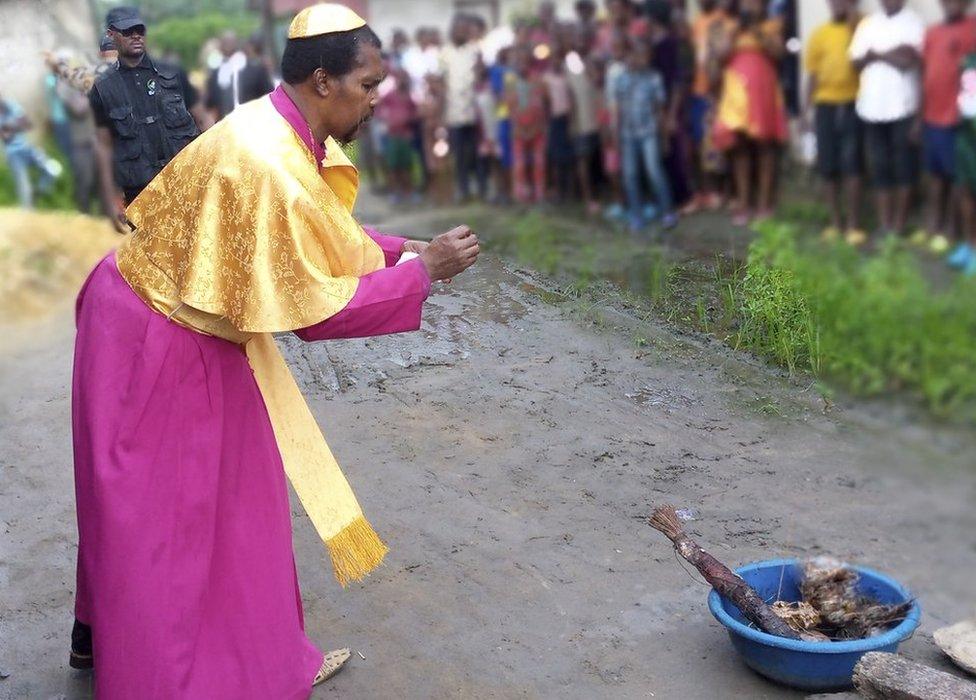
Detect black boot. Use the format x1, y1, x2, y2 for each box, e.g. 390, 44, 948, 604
69, 618, 93, 670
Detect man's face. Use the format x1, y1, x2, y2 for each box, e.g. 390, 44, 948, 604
607, 0, 629, 22
943, 0, 969, 21
540, 1, 556, 23
109, 24, 146, 60
828, 0, 849, 19
220, 32, 238, 57
320, 44, 385, 145
627, 44, 650, 70
576, 2, 596, 23
450, 18, 468, 44
881, 0, 906, 14
392, 30, 408, 52
739, 0, 763, 17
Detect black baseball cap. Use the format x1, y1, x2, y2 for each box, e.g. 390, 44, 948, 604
106, 6, 146, 31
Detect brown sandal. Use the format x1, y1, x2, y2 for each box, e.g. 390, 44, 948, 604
312, 648, 351, 686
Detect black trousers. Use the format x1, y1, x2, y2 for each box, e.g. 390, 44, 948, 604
449, 124, 485, 198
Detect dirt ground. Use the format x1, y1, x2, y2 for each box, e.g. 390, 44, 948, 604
2, 194, 976, 699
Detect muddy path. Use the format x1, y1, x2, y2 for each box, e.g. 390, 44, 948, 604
2, 194, 975, 699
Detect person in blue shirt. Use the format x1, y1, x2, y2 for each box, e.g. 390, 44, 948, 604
0, 93, 59, 208
614, 40, 677, 232
45, 65, 72, 168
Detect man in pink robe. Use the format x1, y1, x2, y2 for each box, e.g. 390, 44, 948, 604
69, 6, 479, 697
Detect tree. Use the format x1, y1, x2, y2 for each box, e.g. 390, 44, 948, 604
94, 0, 249, 24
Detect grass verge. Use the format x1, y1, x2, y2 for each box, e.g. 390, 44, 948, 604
470, 207, 976, 422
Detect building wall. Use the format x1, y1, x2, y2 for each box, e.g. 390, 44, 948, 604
0, 0, 98, 136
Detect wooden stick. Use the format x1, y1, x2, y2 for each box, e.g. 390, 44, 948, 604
853, 652, 976, 700
649, 505, 802, 640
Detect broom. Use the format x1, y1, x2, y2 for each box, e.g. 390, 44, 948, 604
649, 504, 802, 640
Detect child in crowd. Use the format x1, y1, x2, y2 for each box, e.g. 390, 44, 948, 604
804, 0, 865, 244
377, 68, 419, 203
568, 26, 603, 215
506, 46, 549, 204
440, 14, 482, 201
615, 40, 677, 232
419, 74, 451, 204
647, 0, 693, 209
849, 0, 924, 238
0, 92, 59, 208
490, 47, 514, 203
713, 0, 788, 226
951, 47, 976, 273
543, 44, 575, 202
474, 63, 498, 201
602, 33, 629, 221
918, 0, 976, 252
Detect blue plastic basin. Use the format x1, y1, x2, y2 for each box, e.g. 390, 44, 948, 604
707, 558, 920, 691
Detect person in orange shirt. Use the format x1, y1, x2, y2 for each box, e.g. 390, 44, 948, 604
917, 0, 976, 252
685, 0, 736, 213
712, 0, 788, 225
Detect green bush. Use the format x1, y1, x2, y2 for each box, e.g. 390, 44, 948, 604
507, 211, 562, 275
150, 13, 259, 70
737, 220, 976, 417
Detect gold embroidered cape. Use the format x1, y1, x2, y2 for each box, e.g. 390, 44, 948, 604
116, 96, 388, 585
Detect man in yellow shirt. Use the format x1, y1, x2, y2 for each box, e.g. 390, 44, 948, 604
804, 0, 865, 244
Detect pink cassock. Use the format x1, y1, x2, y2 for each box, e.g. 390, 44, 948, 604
71, 89, 430, 699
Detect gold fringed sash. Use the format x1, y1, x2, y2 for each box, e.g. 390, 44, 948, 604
246, 334, 388, 586
115, 96, 390, 585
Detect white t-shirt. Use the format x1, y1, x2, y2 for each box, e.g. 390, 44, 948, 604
849, 8, 924, 123
402, 45, 440, 103
439, 42, 480, 127
568, 70, 599, 135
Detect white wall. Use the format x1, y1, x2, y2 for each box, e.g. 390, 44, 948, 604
0, 0, 98, 130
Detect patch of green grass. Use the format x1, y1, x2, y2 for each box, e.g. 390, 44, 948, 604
478, 204, 976, 421
519, 213, 564, 276
151, 13, 259, 70
734, 219, 976, 418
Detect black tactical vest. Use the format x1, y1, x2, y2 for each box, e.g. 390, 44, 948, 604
91, 59, 198, 192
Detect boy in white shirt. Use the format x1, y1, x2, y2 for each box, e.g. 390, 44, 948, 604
440, 15, 483, 201
849, 0, 924, 237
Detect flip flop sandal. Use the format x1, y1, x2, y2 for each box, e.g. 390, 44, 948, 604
68, 650, 94, 670
69, 620, 94, 670
313, 648, 351, 686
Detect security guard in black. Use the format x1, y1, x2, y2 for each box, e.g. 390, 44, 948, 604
89, 6, 200, 207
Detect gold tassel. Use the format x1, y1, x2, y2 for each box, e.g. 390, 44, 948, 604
326, 516, 389, 587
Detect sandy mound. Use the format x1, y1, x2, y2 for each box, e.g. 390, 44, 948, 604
0, 208, 119, 321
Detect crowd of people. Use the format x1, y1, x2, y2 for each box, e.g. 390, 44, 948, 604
362, 0, 976, 275
5, 0, 976, 275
